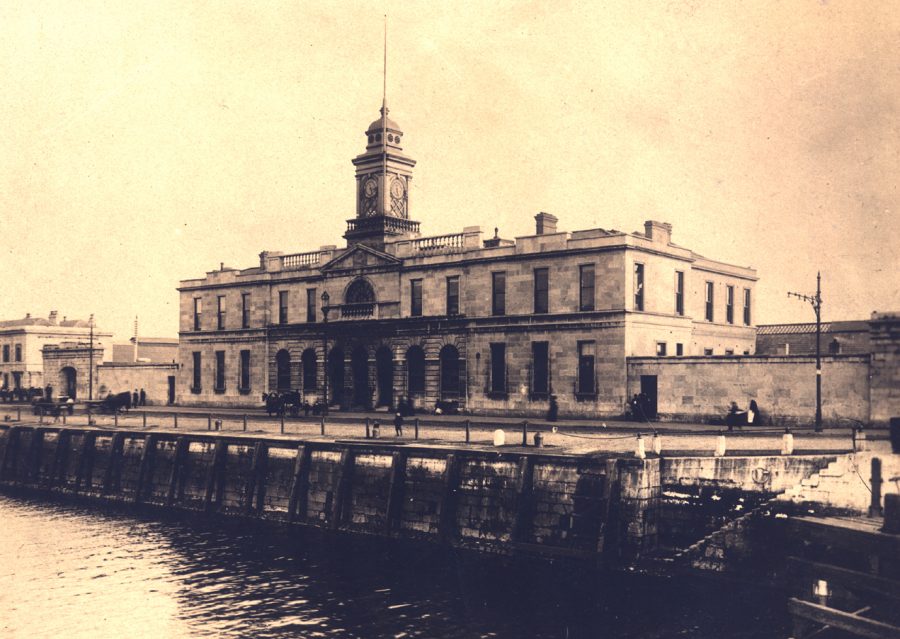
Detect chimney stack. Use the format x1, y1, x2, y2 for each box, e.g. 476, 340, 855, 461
48, 310, 58, 325
644, 220, 673, 245
535, 212, 558, 235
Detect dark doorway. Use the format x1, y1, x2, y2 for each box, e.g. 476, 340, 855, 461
62, 367, 77, 399
375, 346, 393, 408
406, 346, 425, 399
167, 376, 175, 404
351, 346, 370, 409
439, 345, 460, 399
328, 347, 345, 407
301, 348, 318, 392
275, 350, 291, 391
640, 375, 658, 420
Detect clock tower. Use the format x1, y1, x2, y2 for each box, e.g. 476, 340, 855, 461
345, 100, 419, 250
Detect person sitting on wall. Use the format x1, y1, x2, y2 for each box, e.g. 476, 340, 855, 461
726, 401, 749, 430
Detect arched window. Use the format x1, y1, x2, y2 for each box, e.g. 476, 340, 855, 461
439, 344, 460, 398
301, 348, 317, 391
275, 349, 291, 391
345, 278, 376, 304
406, 345, 425, 395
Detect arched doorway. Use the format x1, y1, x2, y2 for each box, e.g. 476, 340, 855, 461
351, 346, 370, 409
275, 349, 291, 391
328, 347, 345, 407
406, 345, 425, 397
301, 348, 317, 392
61, 367, 77, 399
439, 345, 460, 399
375, 346, 393, 408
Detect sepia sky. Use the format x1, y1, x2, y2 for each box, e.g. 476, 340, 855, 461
1, 0, 897, 341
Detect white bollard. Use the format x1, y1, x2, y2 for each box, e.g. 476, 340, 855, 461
493, 429, 506, 447
635, 434, 646, 459
715, 434, 726, 457
782, 431, 794, 455
652, 432, 662, 455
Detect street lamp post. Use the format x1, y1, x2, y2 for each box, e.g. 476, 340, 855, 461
88, 314, 95, 401
788, 272, 823, 432
321, 290, 330, 417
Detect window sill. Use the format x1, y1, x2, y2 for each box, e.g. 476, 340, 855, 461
487, 391, 508, 400
575, 392, 597, 402
238, 387, 252, 395
579, 307, 595, 313
190, 386, 202, 394
213, 387, 226, 394
529, 392, 549, 402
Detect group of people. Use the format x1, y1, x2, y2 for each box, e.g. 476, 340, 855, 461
371, 411, 406, 438
0, 386, 45, 403
726, 400, 762, 429
104, 388, 147, 409
626, 393, 654, 422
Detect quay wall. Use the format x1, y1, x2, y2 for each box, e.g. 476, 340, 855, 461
0, 425, 661, 566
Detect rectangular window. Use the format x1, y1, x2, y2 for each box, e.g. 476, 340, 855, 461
726, 285, 734, 324
579, 264, 595, 311
241, 293, 251, 328
14, 344, 21, 362
192, 352, 202, 392
217, 295, 226, 330
279, 290, 289, 325
239, 350, 251, 391
2, 345, 8, 362
492, 272, 506, 316
533, 267, 549, 314
675, 271, 684, 316
725, 349, 734, 356
743, 288, 751, 326
656, 342, 667, 357
634, 263, 644, 311
446, 276, 460, 316
532, 341, 549, 398
704, 348, 714, 356
490, 343, 506, 396
306, 288, 317, 323
676, 343, 684, 356
2, 373, 7, 389
577, 341, 596, 397
705, 282, 714, 322
214, 351, 225, 392
410, 279, 423, 317
193, 298, 202, 331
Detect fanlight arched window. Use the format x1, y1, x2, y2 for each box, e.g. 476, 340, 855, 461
343, 278, 376, 318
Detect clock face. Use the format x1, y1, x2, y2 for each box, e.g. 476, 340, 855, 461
390, 178, 404, 199
364, 178, 378, 198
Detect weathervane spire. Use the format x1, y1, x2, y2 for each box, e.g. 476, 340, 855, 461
381, 15, 388, 117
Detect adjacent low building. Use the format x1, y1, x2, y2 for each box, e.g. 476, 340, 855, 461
177, 97, 757, 417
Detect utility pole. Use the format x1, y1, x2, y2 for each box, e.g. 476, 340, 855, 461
788, 272, 823, 432
88, 314, 95, 401
321, 290, 330, 417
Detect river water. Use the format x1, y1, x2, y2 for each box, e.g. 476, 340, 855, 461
0, 493, 785, 638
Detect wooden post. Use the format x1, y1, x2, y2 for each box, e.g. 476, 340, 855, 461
143, 412, 147, 429
62, 413, 66, 426
243, 415, 247, 432
465, 420, 470, 444
511, 456, 535, 543
280, 413, 285, 434
414, 418, 419, 440
114, 412, 118, 428
74, 431, 97, 493
365, 417, 370, 439
135, 434, 157, 504
208, 414, 212, 431
438, 453, 462, 541
0, 426, 20, 481
166, 437, 188, 506
16, 407, 20, 422
329, 449, 355, 530
287, 444, 312, 523
203, 440, 227, 513
51, 429, 71, 489
385, 451, 408, 535
320, 416, 325, 436
102, 432, 125, 495
522, 421, 528, 447
244, 441, 268, 516
869, 457, 883, 518
174, 413, 178, 429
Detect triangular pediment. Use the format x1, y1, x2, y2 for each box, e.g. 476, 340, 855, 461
320, 244, 401, 272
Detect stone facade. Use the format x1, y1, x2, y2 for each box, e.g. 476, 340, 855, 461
40, 344, 104, 400
869, 312, 900, 425
97, 362, 179, 406
756, 320, 871, 356
177, 100, 757, 417
0, 312, 110, 392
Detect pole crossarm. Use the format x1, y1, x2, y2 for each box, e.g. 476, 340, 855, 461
787, 272, 823, 432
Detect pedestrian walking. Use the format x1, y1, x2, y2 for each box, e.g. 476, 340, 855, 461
394, 411, 404, 436
132, 389, 139, 409
139, 388, 146, 406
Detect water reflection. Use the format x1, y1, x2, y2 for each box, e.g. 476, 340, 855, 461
0, 494, 784, 638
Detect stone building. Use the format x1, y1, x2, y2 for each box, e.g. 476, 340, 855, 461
0, 311, 111, 394
756, 320, 871, 356
177, 99, 757, 417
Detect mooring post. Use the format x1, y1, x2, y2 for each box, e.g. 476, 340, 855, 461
114, 412, 118, 428
465, 419, 470, 444
174, 413, 178, 429
782, 428, 794, 455
385, 451, 408, 535
143, 412, 147, 429
243, 414, 247, 432
869, 457, 883, 518
208, 414, 212, 431
280, 413, 285, 434
522, 421, 528, 447
16, 407, 21, 422
635, 433, 646, 459
62, 413, 66, 426
652, 431, 662, 455
287, 444, 311, 523
715, 432, 726, 457
414, 418, 419, 440
365, 417, 370, 439
330, 449, 355, 530
320, 416, 325, 436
